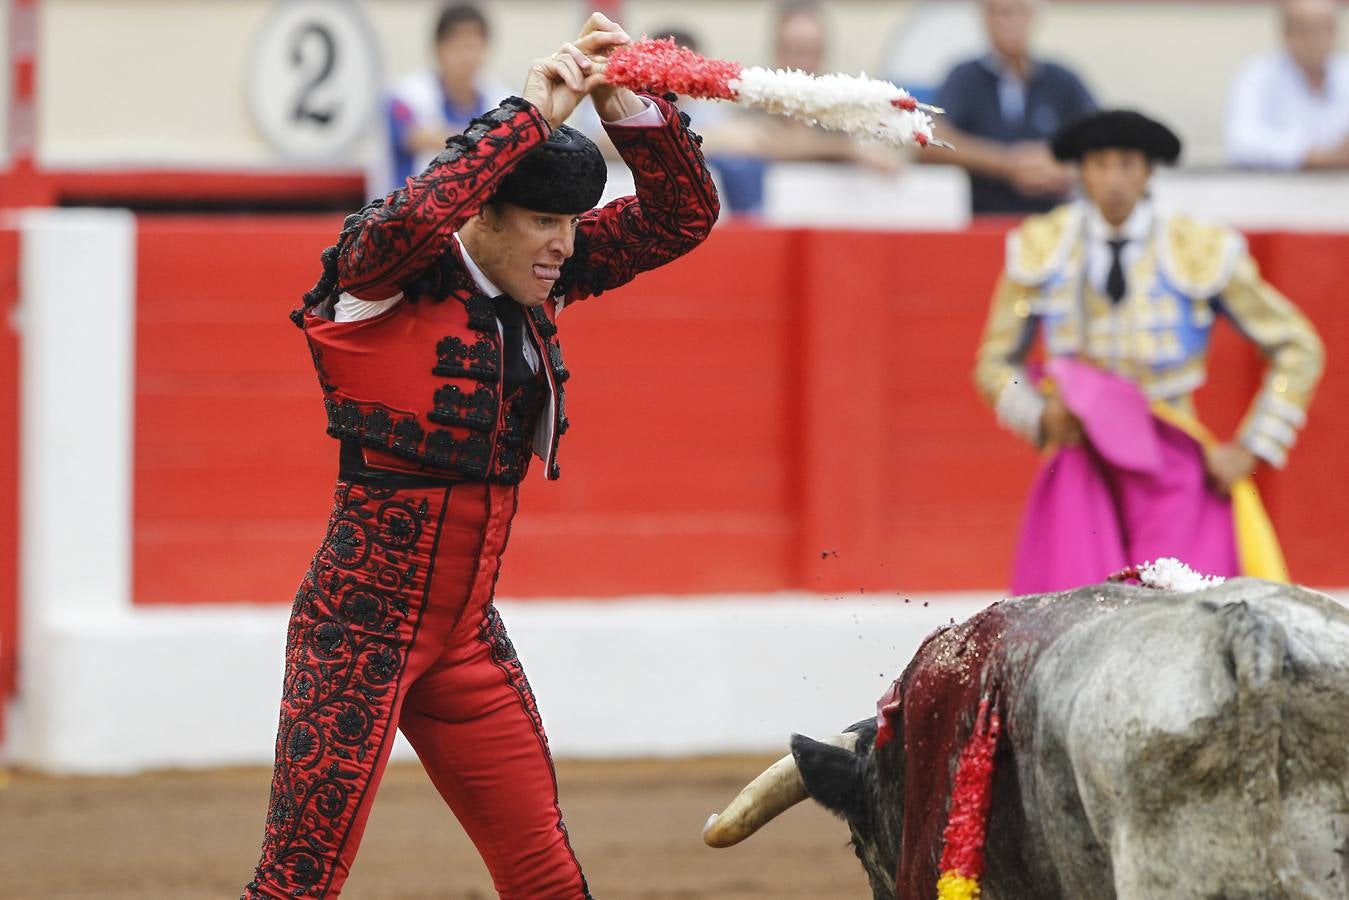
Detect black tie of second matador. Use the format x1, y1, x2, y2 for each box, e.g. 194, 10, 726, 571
1106, 238, 1128, 304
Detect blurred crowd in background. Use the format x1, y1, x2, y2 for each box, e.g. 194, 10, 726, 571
372, 0, 1349, 214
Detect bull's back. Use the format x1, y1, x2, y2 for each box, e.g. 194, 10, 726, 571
1020, 580, 1349, 899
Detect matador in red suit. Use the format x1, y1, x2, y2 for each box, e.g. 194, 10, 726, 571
243, 15, 718, 899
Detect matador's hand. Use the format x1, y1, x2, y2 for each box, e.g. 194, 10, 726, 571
1204, 442, 1259, 496
1039, 393, 1084, 449
574, 12, 645, 122
522, 42, 607, 130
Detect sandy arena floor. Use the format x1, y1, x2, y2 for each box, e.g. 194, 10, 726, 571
0, 756, 870, 899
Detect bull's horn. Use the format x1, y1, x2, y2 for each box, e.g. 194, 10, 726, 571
702, 731, 858, 848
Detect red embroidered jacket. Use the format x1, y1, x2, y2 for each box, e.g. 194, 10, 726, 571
300, 95, 719, 483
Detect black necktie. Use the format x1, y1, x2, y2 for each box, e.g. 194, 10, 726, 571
1106, 238, 1128, 304
492, 295, 532, 395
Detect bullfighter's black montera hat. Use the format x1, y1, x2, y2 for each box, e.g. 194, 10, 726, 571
1051, 110, 1183, 165
493, 124, 607, 214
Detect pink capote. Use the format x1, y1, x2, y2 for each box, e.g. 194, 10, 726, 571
1010, 357, 1238, 594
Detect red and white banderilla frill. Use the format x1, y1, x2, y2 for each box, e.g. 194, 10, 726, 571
604, 38, 948, 149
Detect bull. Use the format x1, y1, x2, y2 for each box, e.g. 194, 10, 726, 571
703, 578, 1349, 899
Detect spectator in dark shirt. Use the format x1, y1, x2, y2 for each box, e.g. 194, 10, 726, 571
922, 0, 1097, 214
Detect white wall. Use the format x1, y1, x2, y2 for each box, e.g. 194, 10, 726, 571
29, 0, 1341, 170
14, 208, 137, 767
4, 593, 995, 773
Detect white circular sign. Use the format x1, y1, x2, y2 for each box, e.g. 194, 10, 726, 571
247, 0, 382, 162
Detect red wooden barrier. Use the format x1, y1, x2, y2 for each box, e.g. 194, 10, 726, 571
1254, 233, 1349, 580
131, 219, 1349, 603
508, 226, 804, 594
134, 216, 341, 604
133, 220, 804, 601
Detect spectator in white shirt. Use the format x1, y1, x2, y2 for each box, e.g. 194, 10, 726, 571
1226, 0, 1349, 169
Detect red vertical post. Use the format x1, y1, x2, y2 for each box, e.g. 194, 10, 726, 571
0, 225, 18, 726
1, 0, 49, 206
1, 0, 41, 741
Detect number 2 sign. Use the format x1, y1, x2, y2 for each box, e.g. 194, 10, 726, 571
247, 0, 383, 162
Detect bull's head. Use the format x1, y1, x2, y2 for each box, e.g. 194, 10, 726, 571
703, 718, 903, 900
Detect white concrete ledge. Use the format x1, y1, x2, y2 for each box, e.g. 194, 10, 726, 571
3, 592, 996, 774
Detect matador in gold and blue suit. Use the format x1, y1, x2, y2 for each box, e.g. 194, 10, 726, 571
974, 110, 1324, 593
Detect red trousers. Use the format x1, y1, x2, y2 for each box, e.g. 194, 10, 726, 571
244, 480, 590, 899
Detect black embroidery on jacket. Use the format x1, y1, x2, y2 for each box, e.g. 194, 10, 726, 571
325, 398, 364, 441
528, 306, 558, 338
424, 429, 490, 476
364, 408, 393, 445
464, 294, 497, 332
323, 398, 494, 482
556, 390, 570, 436
390, 419, 426, 459
545, 342, 571, 384
429, 383, 496, 430
432, 335, 500, 381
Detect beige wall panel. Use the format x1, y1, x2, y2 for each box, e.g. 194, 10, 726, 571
36, 0, 588, 167
1039, 2, 1284, 165
619, 0, 916, 74
1, 0, 11, 168
39, 0, 276, 165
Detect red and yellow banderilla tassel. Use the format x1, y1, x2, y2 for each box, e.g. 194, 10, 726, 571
935, 694, 1002, 900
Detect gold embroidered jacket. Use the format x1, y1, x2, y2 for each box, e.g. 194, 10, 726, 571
973, 202, 1324, 467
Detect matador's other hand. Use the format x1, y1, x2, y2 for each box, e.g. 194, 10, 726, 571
1040, 393, 1084, 449
1204, 442, 1258, 496
574, 12, 644, 122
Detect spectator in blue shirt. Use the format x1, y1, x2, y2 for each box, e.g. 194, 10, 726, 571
372, 3, 510, 196
922, 0, 1097, 214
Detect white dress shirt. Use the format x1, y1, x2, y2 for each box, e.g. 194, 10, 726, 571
1226, 52, 1349, 169
1083, 200, 1154, 298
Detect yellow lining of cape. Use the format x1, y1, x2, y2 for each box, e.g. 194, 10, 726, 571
1149, 403, 1289, 582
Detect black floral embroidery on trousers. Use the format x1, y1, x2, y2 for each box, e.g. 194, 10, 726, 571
245, 482, 438, 899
